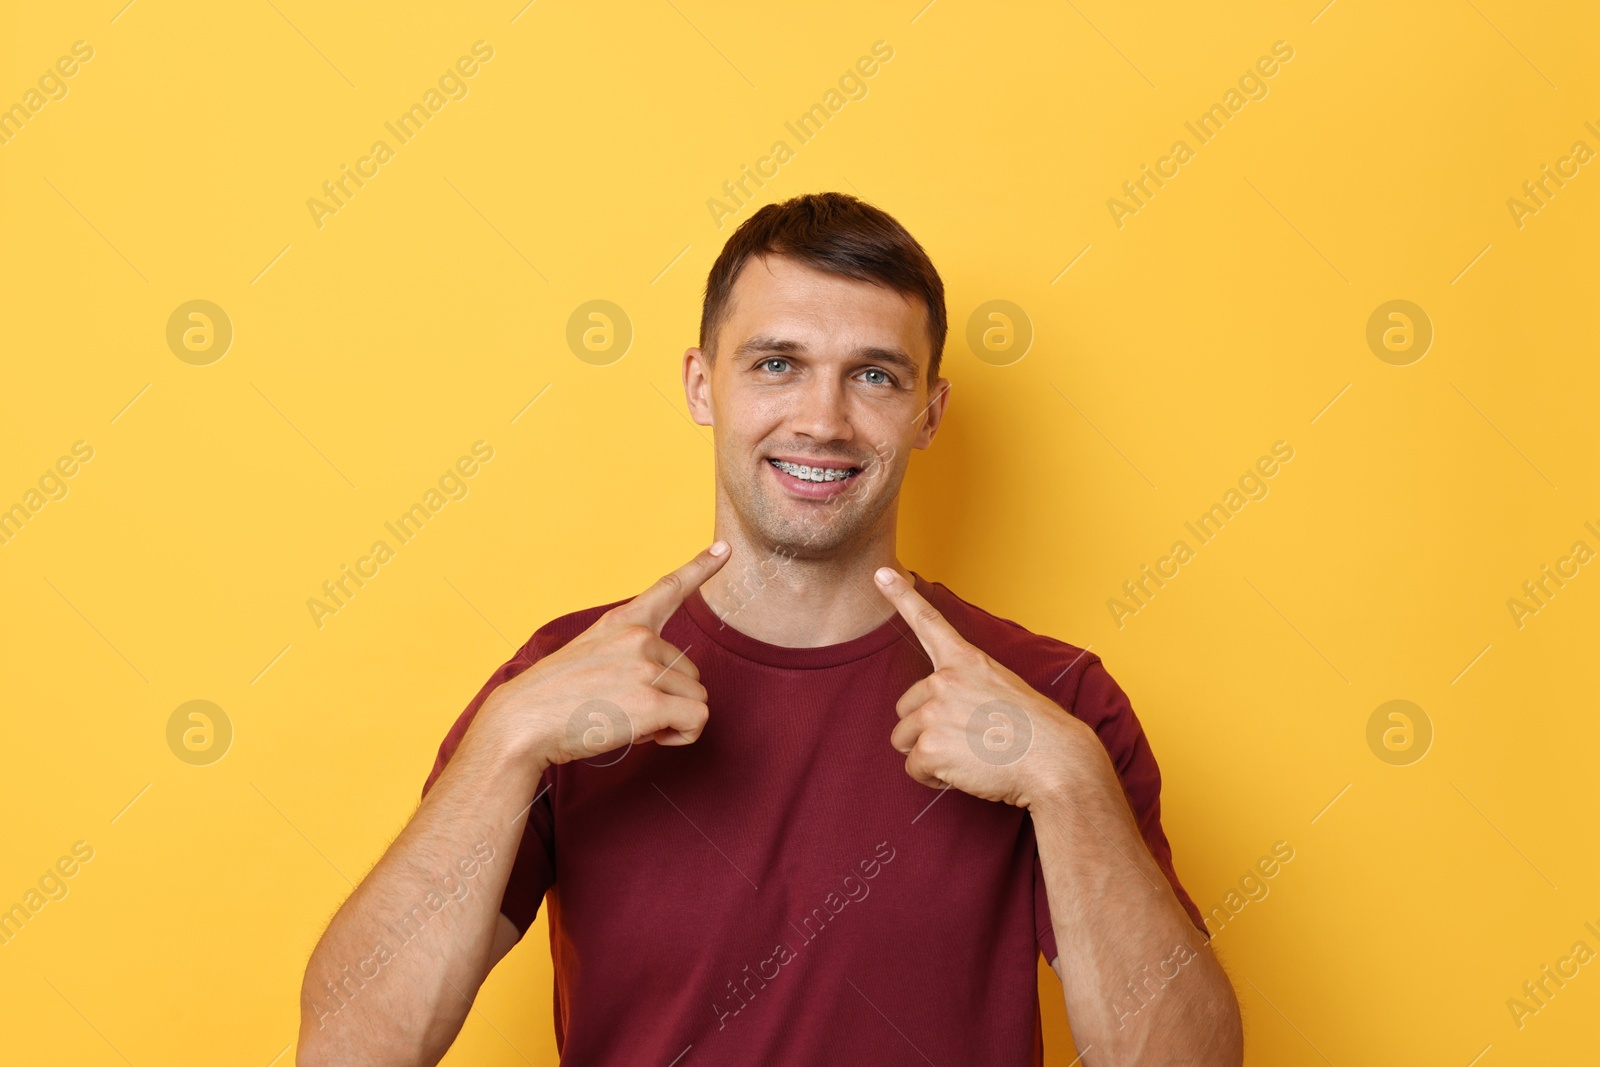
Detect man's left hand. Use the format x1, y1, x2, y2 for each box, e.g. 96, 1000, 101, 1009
874, 567, 1103, 810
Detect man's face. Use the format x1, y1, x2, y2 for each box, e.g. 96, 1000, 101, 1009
684, 254, 950, 560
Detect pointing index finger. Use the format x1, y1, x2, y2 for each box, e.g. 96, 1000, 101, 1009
623, 541, 731, 634
874, 566, 969, 670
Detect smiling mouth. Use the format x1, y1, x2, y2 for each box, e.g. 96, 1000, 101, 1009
767, 458, 861, 483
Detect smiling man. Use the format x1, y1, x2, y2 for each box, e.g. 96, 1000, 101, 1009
296, 192, 1243, 1066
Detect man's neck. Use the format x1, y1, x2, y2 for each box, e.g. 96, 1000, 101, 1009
696, 528, 909, 649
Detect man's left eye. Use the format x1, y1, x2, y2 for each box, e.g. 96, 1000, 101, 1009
862, 368, 891, 385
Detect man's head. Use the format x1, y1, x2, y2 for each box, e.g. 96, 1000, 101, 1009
684, 192, 951, 561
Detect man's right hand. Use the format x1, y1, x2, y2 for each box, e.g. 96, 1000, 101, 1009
466, 541, 731, 771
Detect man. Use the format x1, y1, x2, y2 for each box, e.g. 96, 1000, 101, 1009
297, 192, 1243, 1065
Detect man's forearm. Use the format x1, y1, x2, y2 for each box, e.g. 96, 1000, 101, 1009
297, 720, 544, 1067
1031, 748, 1242, 1066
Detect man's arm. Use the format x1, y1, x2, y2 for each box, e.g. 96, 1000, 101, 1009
296, 722, 546, 1066
295, 542, 728, 1067
870, 568, 1241, 1066
1032, 758, 1241, 1065
489, 912, 520, 963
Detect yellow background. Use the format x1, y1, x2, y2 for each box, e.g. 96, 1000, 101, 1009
3, 0, 1598, 1063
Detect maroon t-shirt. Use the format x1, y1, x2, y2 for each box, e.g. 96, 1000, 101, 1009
422, 572, 1206, 1065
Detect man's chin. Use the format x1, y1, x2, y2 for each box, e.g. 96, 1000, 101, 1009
765, 535, 854, 562
763, 507, 891, 559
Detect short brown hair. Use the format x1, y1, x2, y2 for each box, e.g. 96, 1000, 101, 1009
699, 192, 947, 384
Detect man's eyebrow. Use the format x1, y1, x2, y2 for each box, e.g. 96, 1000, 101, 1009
732, 336, 922, 378
732, 336, 804, 357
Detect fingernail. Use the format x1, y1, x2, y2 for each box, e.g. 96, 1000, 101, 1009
710, 540, 729, 556
875, 567, 896, 585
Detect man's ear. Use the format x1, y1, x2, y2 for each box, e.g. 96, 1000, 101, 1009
684, 347, 713, 426
913, 376, 951, 449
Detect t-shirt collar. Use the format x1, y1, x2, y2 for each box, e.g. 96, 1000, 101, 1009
681, 572, 932, 669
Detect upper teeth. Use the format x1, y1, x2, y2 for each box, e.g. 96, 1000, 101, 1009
773, 459, 855, 482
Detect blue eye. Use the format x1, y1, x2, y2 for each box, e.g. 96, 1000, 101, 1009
862, 368, 890, 385
762, 358, 790, 373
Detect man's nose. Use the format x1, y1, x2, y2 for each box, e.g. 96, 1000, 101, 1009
789, 375, 852, 442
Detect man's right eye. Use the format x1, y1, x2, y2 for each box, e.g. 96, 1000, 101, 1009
761, 358, 790, 373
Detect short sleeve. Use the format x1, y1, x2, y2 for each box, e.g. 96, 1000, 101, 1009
421, 640, 557, 939
1034, 657, 1209, 963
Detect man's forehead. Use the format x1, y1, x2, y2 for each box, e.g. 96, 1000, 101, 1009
719, 254, 931, 365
